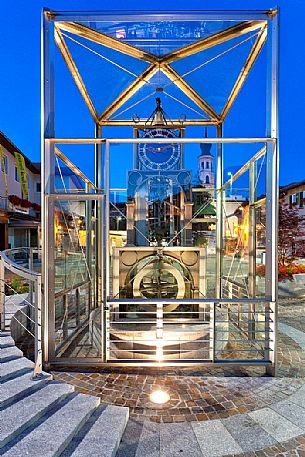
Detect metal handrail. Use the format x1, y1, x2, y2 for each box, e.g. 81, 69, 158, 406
0, 249, 42, 378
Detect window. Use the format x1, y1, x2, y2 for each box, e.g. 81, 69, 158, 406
206, 162, 210, 169
201, 162, 204, 170
206, 176, 210, 184
15, 167, 19, 182
1, 155, 8, 174
36, 182, 41, 193
300, 192, 304, 208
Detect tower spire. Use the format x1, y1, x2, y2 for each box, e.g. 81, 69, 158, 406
198, 128, 214, 187
200, 128, 212, 156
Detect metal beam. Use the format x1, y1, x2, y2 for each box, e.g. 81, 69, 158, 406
54, 26, 98, 122
99, 119, 219, 127
160, 20, 266, 64
222, 146, 266, 189
51, 11, 274, 22
98, 64, 159, 121
56, 21, 157, 63
161, 64, 220, 120
55, 147, 97, 189
221, 26, 267, 120
46, 137, 275, 144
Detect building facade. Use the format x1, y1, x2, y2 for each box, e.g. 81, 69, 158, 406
0, 132, 41, 250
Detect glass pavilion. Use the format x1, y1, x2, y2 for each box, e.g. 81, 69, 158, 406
41, 9, 279, 374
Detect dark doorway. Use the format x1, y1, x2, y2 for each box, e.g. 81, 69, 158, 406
0, 223, 7, 250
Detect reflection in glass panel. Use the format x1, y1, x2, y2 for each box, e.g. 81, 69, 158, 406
54, 198, 97, 357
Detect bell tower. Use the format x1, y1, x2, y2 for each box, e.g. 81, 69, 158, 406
198, 128, 214, 188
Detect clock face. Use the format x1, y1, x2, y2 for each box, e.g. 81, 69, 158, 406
138, 129, 181, 171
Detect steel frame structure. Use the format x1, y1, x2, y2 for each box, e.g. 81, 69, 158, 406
41, 9, 279, 374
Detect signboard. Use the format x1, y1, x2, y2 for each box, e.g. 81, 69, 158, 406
14, 152, 28, 200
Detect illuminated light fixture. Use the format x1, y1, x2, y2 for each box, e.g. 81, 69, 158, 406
150, 389, 170, 405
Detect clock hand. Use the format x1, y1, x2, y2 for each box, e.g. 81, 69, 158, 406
146, 145, 174, 153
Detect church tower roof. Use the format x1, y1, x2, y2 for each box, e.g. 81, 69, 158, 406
200, 127, 212, 156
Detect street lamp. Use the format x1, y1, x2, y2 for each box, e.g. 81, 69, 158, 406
116, 216, 122, 231
227, 172, 233, 198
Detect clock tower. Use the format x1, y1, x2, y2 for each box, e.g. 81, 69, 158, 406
126, 99, 193, 247
198, 128, 214, 188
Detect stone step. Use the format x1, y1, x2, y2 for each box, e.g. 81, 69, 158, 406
1, 357, 34, 382
68, 404, 129, 457
0, 335, 15, 348
0, 345, 23, 362
0, 372, 52, 409
0, 382, 74, 449
2, 393, 100, 457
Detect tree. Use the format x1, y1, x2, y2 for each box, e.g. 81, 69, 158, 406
278, 197, 305, 265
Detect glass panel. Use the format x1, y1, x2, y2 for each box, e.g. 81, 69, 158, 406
221, 145, 266, 300
77, 20, 243, 57
222, 170, 250, 299
53, 197, 98, 357
107, 138, 214, 362
172, 31, 260, 113
215, 301, 269, 362
53, 145, 95, 193
108, 71, 210, 121
62, 31, 149, 115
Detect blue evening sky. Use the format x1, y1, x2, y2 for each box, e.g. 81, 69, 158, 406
0, 0, 304, 187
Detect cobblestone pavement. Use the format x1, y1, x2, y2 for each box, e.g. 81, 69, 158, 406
51, 298, 305, 456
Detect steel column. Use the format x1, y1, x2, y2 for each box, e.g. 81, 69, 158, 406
33, 274, 43, 378
103, 141, 110, 361
248, 162, 257, 339
265, 11, 279, 376
0, 257, 5, 331
85, 183, 92, 310
95, 124, 104, 358
41, 9, 55, 366
216, 124, 223, 299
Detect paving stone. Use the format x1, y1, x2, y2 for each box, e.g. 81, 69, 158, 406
288, 384, 305, 408
52, 370, 303, 424
222, 413, 277, 452
0, 336, 15, 348
117, 419, 144, 457
1, 357, 34, 382
0, 345, 23, 362
0, 382, 74, 448
70, 404, 128, 457
271, 400, 305, 430
279, 323, 305, 351
135, 420, 160, 457
0, 372, 52, 409
160, 422, 202, 456
249, 407, 303, 442
3, 393, 100, 457
192, 419, 243, 456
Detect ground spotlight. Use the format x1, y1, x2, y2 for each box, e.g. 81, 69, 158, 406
150, 390, 170, 404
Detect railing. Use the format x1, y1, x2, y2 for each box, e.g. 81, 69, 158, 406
54, 280, 92, 355
0, 249, 42, 378
104, 298, 276, 370
222, 277, 249, 299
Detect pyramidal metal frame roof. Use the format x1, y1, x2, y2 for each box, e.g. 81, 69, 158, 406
47, 9, 277, 127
